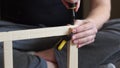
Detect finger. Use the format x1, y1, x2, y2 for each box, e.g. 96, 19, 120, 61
73, 21, 96, 33
72, 28, 97, 40
74, 20, 84, 26
61, 0, 69, 9
72, 20, 85, 33
78, 39, 95, 48
73, 34, 96, 45
75, 0, 80, 12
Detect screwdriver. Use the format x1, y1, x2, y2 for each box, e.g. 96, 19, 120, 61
57, 3, 76, 51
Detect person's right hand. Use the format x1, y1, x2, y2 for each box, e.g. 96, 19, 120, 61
61, 0, 81, 12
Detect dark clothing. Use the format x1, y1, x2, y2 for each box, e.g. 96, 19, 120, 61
2, 0, 72, 26
0, 19, 120, 68
1, 0, 120, 68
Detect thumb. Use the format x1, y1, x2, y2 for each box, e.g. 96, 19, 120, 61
61, 0, 69, 9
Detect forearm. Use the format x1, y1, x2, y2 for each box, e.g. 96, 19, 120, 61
86, 0, 111, 29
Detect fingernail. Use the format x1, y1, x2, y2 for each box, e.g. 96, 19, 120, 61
78, 44, 83, 48
72, 29, 76, 33
78, 45, 81, 48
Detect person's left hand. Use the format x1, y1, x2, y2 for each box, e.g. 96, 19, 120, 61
61, 0, 80, 12
71, 19, 98, 48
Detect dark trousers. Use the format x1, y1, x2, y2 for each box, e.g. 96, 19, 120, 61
0, 19, 120, 68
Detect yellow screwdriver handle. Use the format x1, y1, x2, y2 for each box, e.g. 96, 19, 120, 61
58, 40, 67, 51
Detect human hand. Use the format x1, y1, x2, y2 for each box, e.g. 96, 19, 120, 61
71, 19, 98, 48
61, 0, 80, 12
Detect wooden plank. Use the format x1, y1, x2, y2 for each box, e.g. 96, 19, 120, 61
67, 41, 78, 68
0, 25, 76, 42
0, 25, 78, 68
3, 41, 13, 68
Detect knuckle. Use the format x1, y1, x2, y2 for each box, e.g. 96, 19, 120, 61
92, 39, 95, 42
91, 39, 95, 43
94, 28, 98, 33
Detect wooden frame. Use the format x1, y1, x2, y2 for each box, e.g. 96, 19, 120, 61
0, 25, 78, 68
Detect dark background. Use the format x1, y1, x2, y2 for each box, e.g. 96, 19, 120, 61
0, 0, 120, 19
82, 0, 120, 19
